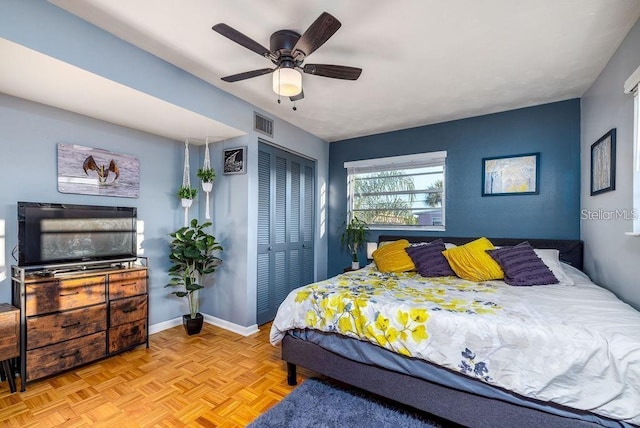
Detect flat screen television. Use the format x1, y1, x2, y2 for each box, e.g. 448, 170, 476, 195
18, 201, 137, 267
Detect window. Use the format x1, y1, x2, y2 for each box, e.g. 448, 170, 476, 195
625, 65, 640, 234
345, 151, 446, 230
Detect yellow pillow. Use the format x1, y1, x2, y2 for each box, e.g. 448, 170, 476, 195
372, 239, 415, 273
441, 237, 503, 281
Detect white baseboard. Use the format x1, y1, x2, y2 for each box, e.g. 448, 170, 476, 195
202, 313, 260, 336
148, 317, 182, 334
149, 313, 259, 337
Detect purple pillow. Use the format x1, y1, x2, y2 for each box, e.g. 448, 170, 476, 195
405, 239, 456, 277
486, 242, 558, 286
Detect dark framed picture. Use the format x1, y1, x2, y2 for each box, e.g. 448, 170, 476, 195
223, 146, 247, 175
482, 152, 540, 196
590, 129, 616, 196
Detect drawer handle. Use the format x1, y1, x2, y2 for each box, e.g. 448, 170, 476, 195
61, 321, 81, 329
122, 308, 137, 313
119, 282, 138, 287
59, 291, 79, 297
123, 332, 138, 338
60, 350, 80, 359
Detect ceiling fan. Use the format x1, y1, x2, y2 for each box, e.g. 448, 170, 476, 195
212, 12, 362, 105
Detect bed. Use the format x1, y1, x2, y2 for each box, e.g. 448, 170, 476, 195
270, 236, 640, 428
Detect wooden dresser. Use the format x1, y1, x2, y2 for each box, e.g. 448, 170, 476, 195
11, 262, 148, 391
0, 303, 19, 392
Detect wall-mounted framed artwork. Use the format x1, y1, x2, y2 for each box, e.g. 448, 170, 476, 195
223, 146, 247, 175
590, 129, 616, 196
57, 144, 140, 198
482, 152, 539, 196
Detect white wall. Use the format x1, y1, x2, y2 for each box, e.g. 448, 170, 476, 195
581, 18, 640, 309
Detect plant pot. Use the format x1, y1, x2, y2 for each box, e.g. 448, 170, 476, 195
202, 182, 213, 192
351, 261, 360, 270
181, 198, 193, 208
183, 313, 204, 335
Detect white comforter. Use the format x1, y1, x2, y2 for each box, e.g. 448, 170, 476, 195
270, 264, 640, 425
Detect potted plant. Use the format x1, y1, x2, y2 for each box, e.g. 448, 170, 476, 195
177, 185, 198, 208
165, 218, 223, 335
339, 216, 369, 269
197, 167, 216, 220
197, 167, 216, 191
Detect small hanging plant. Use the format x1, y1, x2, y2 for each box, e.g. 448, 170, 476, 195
197, 167, 216, 183
177, 185, 197, 200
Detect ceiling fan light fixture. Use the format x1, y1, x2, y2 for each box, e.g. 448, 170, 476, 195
273, 67, 302, 96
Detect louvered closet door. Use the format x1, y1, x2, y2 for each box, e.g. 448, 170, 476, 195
257, 143, 315, 325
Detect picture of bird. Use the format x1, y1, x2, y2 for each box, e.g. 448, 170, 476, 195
83, 155, 120, 185
224, 149, 244, 173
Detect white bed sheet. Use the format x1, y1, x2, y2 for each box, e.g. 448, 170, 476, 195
271, 264, 640, 425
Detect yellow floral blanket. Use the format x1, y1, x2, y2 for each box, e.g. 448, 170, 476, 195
270, 264, 640, 424
278, 267, 501, 359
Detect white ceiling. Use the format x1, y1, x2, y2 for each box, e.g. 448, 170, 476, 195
0, 38, 244, 144
41, 1, 640, 142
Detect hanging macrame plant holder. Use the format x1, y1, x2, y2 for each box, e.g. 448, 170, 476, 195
181, 140, 192, 227
202, 138, 213, 220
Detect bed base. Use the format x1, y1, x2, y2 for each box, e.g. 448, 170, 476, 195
282, 334, 609, 428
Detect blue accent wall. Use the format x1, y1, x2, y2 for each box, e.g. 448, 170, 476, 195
328, 99, 581, 276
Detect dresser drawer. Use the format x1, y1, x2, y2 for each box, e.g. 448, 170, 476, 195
109, 270, 147, 299
110, 295, 147, 328
26, 331, 106, 381
0, 304, 19, 359
108, 319, 146, 354
27, 304, 107, 350
26, 276, 106, 316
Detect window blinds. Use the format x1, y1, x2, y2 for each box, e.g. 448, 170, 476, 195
344, 151, 447, 174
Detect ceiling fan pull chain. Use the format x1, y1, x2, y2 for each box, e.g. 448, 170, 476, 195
277, 70, 281, 104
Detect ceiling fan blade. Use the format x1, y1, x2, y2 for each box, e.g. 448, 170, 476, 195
303, 64, 362, 80
221, 68, 274, 82
292, 12, 341, 59
290, 89, 304, 102
212, 23, 271, 58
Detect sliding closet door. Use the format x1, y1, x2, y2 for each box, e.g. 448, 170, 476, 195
257, 143, 315, 325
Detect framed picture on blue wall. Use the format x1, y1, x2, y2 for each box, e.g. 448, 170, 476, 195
223, 146, 247, 175
590, 129, 616, 196
57, 143, 140, 198
482, 152, 539, 196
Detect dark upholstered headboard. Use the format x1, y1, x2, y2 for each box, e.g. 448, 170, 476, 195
378, 235, 584, 272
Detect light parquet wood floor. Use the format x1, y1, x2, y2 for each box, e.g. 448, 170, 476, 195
0, 322, 312, 427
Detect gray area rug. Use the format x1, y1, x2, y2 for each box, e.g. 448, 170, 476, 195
248, 378, 448, 427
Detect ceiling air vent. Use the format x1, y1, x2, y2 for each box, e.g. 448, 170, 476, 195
254, 112, 274, 138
